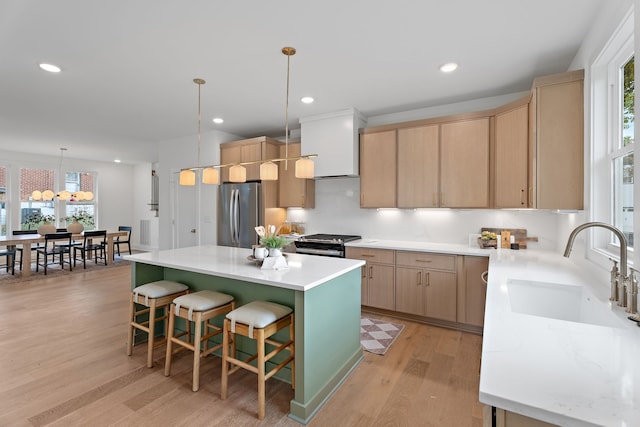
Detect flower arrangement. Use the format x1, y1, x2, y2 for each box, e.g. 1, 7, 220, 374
259, 234, 291, 249
65, 208, 95, 228
478, 231, 498, 249
23, 212, 56, 230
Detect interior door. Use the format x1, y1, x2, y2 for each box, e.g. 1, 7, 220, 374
171, 171, 198, 248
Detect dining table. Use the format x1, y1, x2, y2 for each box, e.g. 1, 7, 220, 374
0, 230, 129, 277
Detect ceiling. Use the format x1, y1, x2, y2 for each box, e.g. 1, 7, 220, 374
0, 0, 605, 164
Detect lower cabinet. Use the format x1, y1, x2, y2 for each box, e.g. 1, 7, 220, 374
345, 247, 395, 310
395, 252, 457, 322
485, 407, 559, 427
458, 255, 489, 327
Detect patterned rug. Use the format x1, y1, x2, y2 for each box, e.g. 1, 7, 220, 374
360, 317, 405, 355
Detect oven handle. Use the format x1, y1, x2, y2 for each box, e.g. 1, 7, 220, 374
295, 247, 344, 257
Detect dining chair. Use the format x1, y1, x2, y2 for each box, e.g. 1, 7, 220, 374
11, 230, 39, 271
115, 226, 132, 256
36, 232, 73, 275
0, 246, 16, 275
73, 230, 107, 269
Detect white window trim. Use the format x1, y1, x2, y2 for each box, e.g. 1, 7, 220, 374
589, 8, 634, 269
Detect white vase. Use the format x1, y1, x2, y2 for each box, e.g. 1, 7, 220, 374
268, 248, 282, 257
37, 222, 56, 235
67, 220, 84, 234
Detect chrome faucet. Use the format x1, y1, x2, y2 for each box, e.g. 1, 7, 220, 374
563, 222, 629, 306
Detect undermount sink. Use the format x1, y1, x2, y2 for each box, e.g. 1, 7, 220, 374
506, 279, 624, 328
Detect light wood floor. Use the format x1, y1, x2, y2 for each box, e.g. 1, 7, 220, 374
0, 264, 484, 426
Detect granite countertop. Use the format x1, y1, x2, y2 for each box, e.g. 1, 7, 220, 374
125, 245, 364, 292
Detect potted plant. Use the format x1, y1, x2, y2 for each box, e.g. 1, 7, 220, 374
259, 235, 291, 257
478, 231, 498, 249
65, 208, 95, 232
23, 212, 56, 232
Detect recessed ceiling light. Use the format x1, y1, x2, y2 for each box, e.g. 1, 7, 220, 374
39, 63, 61, 73
114, 159, 121, 163
439, 62, 458, 73
212, 117, 224, 124
301, 96, 314, 104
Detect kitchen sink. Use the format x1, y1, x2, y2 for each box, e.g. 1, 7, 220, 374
506, 279, 624, 328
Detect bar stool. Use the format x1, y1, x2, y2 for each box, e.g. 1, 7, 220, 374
126, 280, 190, 368
164, 290, 235, 392
221, 301, 295, 420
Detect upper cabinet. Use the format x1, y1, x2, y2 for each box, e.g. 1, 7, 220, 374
359, 70, 584, 210
397, 125, 439, 208
494, 98, 530, 208
278, 142, 315, 208
360, 130, 397, 208
440, 117, 490, 208
531, 70, 584, 210
219, 137, 281, 183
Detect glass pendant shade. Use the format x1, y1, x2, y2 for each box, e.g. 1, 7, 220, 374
229, 165, 247, 183
202, 167, 219, 184
84, 191, 94, 201
179, 169, 196, 186
73, 191, 85, 201
31, 190, 42, 201
57, 190, 72, 200
295, 158, 315, 179
42, 190, 55, 201
260, 161, 278, 180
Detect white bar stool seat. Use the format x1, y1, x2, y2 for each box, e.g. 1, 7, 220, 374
164, 290, 235, 392
126, 280, 190, 368
221, 300, 295, 420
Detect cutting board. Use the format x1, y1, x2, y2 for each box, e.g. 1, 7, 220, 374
481, 228, 538, 249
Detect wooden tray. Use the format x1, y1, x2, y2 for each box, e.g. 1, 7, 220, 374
480, 228, 538, 249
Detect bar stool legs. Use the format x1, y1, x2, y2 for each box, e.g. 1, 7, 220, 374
221, 301, 295, 420
126, 281, 189, 368
164, 290, 235, 392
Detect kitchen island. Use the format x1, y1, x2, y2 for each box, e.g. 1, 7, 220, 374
125, 245, 365, 424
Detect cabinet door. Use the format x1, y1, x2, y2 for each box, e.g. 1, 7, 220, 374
220, 144, 242, 183
278, 142, 315, 208
459, 256, 489, 327
495, 104, 529, 208
397, 125, 439, 208
395, 266, 424, 315
360, 130, 396, 208
425, 270, 457, 322
535, 78, 584, 210
366, 263, 395, 310
440, 118, 490, 208
241, 143, 262, 181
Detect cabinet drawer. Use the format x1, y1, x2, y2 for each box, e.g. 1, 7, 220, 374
396, 251, 456, 270
345, 247, 395, 265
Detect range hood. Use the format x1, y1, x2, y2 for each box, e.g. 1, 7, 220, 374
299, 108, 367, 178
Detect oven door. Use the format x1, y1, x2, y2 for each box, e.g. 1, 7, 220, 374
294, 241, 345, 258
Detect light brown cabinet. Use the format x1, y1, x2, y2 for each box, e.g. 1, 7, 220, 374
531, 70, 584, 210
219, 136, 280, 183
278, 142, 315, 208
397, 125, 439, 208
485, 407, 558, 427
345, 247, 395, 310
360, 130, 396, 208
458, 256, 489, 327
440, 117, 491, 208
494, 99, 530, 208
395, 252, 457, 322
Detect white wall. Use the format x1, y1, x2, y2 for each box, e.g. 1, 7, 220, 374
1, 149, 134, 234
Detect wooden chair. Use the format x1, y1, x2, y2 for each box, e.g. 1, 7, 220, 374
0, 246, 16, 275
115, 226, 132, 256
164, 290, 235, 391
127, 280, 190, 368
73, 230, 107, 269
36, 232, 73, 275
221, 301, 295, 420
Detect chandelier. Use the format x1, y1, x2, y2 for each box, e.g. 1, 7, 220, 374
179, 46, 316, 186
31, 148, 94, 201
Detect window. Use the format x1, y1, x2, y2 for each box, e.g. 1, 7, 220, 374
63, 171, 96, 230
0, 166, 6, 236
20, 167, 56, 230
611, 55, 634, 248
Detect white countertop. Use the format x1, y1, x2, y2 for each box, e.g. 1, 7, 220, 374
125, 245, 364, 292
345, 238, 489, 257
481, 249, 640, 427
346, 238, 640, 425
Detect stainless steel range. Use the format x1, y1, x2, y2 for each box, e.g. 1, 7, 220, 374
294, 234, 361, 258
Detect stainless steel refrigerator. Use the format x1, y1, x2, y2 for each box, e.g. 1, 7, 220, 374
217, 182, 262, 248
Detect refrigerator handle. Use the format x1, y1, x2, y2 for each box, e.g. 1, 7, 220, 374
229, 189, 236, 244
233, 188, 240, 244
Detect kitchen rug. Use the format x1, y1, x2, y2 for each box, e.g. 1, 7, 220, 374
360, 317, 404, 355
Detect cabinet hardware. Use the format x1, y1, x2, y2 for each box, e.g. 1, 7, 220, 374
369, 265, 373, 279
520, 189, 525, 206
426, 271, 430, 286
417, 271, 422, 286
361, 254, 375, 258
416, 259, 432, 263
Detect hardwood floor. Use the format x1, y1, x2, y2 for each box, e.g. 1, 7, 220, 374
0, 264, 484, 426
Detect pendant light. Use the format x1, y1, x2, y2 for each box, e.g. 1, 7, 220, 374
30, 148, 95, 201
180, 78, 218, 185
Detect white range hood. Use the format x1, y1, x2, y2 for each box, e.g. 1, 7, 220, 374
299, 108, 367, 178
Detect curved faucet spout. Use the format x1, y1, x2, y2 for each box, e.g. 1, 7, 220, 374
563, 222, 628, 278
